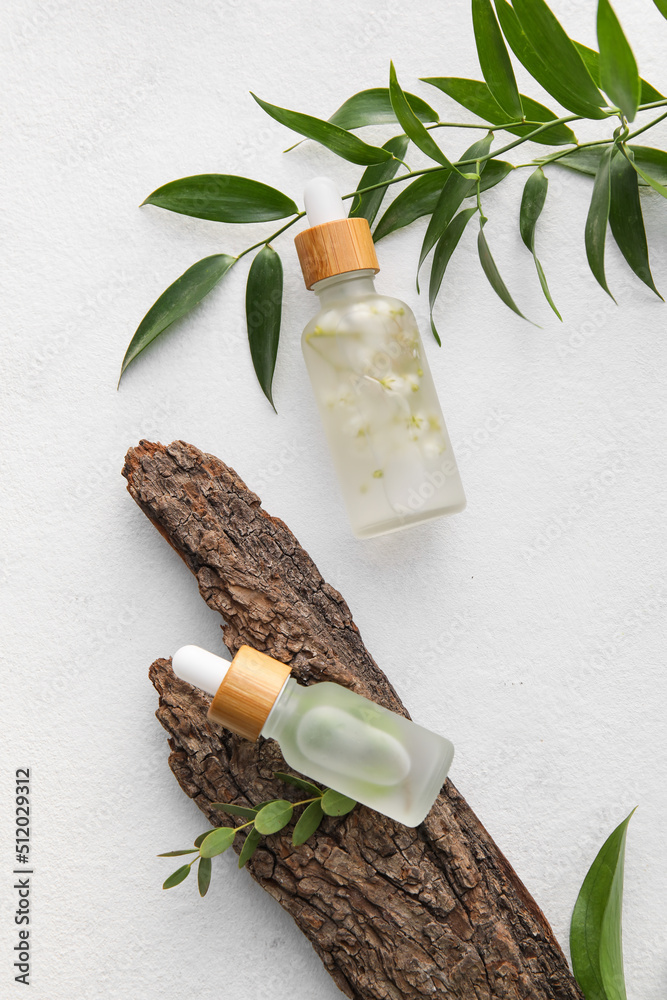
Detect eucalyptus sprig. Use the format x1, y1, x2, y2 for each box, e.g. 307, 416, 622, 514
120, 0, 667, 406
158, 772, 356, 897
159, 786, 637, 1000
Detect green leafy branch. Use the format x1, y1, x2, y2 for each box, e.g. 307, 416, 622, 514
159, 780, 636, 1000
159, 772, 356, 897
119, 0, 667, 407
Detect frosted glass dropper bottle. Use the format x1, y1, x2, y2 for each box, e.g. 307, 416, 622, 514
172, 644, 454, 827
294, 177, 466, 539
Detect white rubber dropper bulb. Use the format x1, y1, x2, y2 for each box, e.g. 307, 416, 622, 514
172, 645, 231, 695
304, 176, 345, 227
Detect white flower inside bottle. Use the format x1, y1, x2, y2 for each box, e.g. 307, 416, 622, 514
295, 177, 466, 539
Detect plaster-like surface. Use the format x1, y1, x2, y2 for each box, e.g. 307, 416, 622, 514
2, 0, 666, 996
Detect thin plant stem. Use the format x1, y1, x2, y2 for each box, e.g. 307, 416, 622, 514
236, 212, 306, 259
633, 98, 667, 111
626, 108, 667, 140
229, 818, 255, 832
338, 113, 583, 202
234, 101, 667, 259
527, 137, 613, 166
523, 109, 667, 167
475, 161, 485, 222
428, 121, 517, 131
428, 118, 555, 132
341, 102, 667, 201
458, 113, 583, 164
176, 796, 324, 866
342, 165, 443, 200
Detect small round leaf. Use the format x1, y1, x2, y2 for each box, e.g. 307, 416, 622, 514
321, 790, 357, 817
254, 800, 294, 835
200, 826, 237, 858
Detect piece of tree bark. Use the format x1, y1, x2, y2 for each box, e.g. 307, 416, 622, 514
123, 439, 582, 1000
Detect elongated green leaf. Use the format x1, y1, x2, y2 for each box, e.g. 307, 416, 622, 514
512, 0, 606, 111
373, 156, 510, 244
374, 171, 449, 241
142, 175, 297, 223
211, 803, 258, 819
574, 41, 594, 87
472, 0, 522, 118
285, 90, 437, 153
571, 811, 635, 1000
251, 94, 392, 166
197, 856, 212, 897
194, 831, 211, 848
238, 827, 262, 868
494, 0, 608, 119
480, 159, 515, 190
478, 217, 532, 321
349, 135, 409, 225
429, 207, 479, 343
597, 0, 640, 121
254, 799, 294, 835
640, 78, 664, 104
389, 63, 453, 169
321, 790, 357, 817
519, 169, 548, 249
585, 144, 617, 299
609, 149, 662, 298
538, 145, 606, 176
119, 254, 235, 385
573, 42, 663, 103
623, 145, 667, 198
274, 772, 323, 797
422, 77, 576, 144
157, 848, 199, 857
163, 864, 191, 889
200, 826, 236, 858
328, 87, 438, 129
519, 167, 562, 319
246, 245, 282, 410
419, 133, 493, 276
292, 799, 324, 846
539, 143, 667, 185
653, 0, 667, 20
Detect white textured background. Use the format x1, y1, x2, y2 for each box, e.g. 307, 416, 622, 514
2, 0, 666, 996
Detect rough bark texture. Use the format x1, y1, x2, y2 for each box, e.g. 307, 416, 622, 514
123, 439, 582, 1000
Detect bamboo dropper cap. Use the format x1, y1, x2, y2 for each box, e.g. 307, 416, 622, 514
294, 177, 379, 289
172, 644, 292, 742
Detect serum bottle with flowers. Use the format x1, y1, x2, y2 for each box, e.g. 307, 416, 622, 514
295, 177, 466, 539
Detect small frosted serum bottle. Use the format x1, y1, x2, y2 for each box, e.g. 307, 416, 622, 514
173, 644, 454, 827
294, 177, 466, 539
